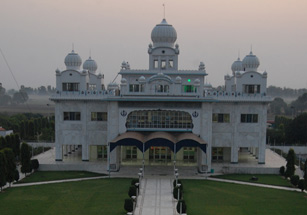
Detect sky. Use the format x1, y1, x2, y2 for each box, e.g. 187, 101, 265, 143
0, 0, 307, 90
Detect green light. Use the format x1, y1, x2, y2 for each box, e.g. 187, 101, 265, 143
188, 79, 191, 82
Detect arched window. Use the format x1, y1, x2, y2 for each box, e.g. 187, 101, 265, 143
126, 110, 193, 131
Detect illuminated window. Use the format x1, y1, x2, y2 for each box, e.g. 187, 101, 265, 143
154, 60, 158, 69
97, 146, 107, 159
161, 60, 166, 69
126, 146, 137, 159
212, 114, 230, 123
182, 85, 196, 93
91, 112, 107, 121
212, 147, 223, 161
169, 60, 174, 68
183, 147, 196, 161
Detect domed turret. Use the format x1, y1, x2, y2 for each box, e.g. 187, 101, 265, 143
175, 76, 182, 84
231, 57, 243, 74
65, 50, 82, 70
83, 56, 97, 73
151, 19, 177, 47
242, 51, 260, 72
139, 76, 146, 83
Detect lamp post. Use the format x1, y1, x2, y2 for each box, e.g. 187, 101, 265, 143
138, 172, 142, 187
142, 142, 145, 177
108, 142, 110, 178
175, 173, 179, 187
177, 183, 181, 201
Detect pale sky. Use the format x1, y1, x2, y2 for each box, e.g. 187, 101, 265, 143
1, 0, 307, 90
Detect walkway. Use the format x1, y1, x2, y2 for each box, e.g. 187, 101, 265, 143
134, 177, 176, 215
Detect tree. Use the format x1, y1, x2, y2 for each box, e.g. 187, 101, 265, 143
12, 92, 28, 104
290, 175, 300, 187
285, 149, 296, 178
269, 97, 289, 115
0, 95, 11, 106
2, 148, 16, 187
128, 185, 137, 197
298, 179, 305, 192
285, 113, 307, 145
31, 159, 39, 171
176, 200, 187, 214
304, 158, 307, 189
0, 151, 7, 191
14, 169, 19, 182
20, 142, 32, 176
12, 134, 20, 160
124, 198, 133, 212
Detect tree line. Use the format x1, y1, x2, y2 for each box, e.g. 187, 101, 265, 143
0, 133, 37, 191
267, 113, 307, 145
268, 93, 307, 116
267, 86, 307, 98
0, 113, 55, 141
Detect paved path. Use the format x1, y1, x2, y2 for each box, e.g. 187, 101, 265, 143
134, 177, 176, 215
207, 177, 306, 193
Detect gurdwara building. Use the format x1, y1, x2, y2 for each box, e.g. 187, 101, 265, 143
50, 19, 271, 172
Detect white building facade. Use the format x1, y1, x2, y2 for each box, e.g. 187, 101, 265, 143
50, 19, 271, 172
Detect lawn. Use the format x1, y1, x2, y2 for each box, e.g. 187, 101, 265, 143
211, 174, 292, 187
182, 179, 307, 215
16, 171, 106, 184
0, 178, 131, 215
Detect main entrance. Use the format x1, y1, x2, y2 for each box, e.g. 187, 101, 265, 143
149, 146, 172, 163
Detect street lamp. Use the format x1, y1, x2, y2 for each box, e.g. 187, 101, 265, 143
138, 172, 142, 187
175, 173, 179, 186
177, 183, 181, 201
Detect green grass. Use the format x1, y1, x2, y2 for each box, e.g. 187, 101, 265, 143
16, 171, 106, 184
0, 178, 131, 215
182, 179, 307, 215
211, 174, 292, 187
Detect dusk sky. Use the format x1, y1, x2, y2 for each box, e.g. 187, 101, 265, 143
1, 0, 307, 90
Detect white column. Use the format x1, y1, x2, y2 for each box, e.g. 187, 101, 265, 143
82, 101, 89, 161
231, 104, 239, 164
63, 145, 67, 156
200, 103, 212, 171
258, 104, 267, 164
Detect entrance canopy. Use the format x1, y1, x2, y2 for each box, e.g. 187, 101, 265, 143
110, 131, 207, 153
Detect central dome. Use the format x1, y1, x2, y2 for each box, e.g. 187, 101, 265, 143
151, 19, 177, 47
65, 50, 82, 70
242, 51, 260, 72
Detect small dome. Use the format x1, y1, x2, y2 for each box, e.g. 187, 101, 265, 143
175, 76, 182, 83
242, 51, 260, 72
151, 19, 177, 47
231, 57, 243, 74
83, 56, 98, 73
204, 83, 212, 89
65, 50, 82, 70
121, 78, 127, 83
55, 68, 60, 73
107, 82, 119, 90
139, 76, 146, 83
121, 61, 127, 69
194, 79, 201, 86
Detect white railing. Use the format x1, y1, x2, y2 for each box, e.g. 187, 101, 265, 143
204, 90, 272, 101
